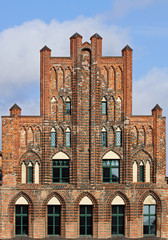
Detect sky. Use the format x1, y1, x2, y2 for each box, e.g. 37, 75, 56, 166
0, 0, 168, 172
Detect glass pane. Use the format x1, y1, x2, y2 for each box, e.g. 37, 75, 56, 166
102, 102, 107, 115
112, 206, 117, 214
87, 216, 92, 225
101, 132, 107, 147
51, 132, 56, 147
87, 206, 92, 214
48, 206, 53, 214
150, 216, 156, 235
55, 216, 60, 225
112, 225, 117, 235
112, 216, 117, 225
139, 166, 144, 182
116, 131, 121, 147
48, 216, 53, 225
22, 205, 28, 214
16, 216, 21, 225
150, 205, 156, 214
55, 206, 61, 215
80, 216, 85, 225
62, 168, 69, 182
103, 168, 110, 182
16, 206, 21, 214
28, 166, 33, 183
23, 216, 28, 225
143, 216, 149, 234
66, 102, 71, 115
80, 226, 85, 235
66, 132, 71, 147
112, 168, 119, 182
80, 206, 85, 214
16, 226, 21, 235
55, 225, 60, 235
48, 226, 53, 235
119, 216, 124, 225
87, 226, 92, 235
23, 226, 28, 235
119, 206, 124, 214
53, 168, 60, 182
119, 226, 124, 235
143, 205, 149, 215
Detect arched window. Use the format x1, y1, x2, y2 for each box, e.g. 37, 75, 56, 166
51, 128, 56, 147
79, 197, 93, 236
111, 196, 125, 235
65, 127, 71, 147
28, 162, 33, 183
133, 161, 138, 183
143, 195, 156, 235
52, 152, 69, 183
101, 127, 107, 147
116, 127, 122, 147
47, 197, 61, 236
139, 161, 144, 182
102, 151, 120, 183
101, 97, 107, 115
65, 97, 71, 115
15, 197, 29, 236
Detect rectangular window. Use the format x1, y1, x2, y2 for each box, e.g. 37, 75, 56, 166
52, 160, 69, 183
116, 131, 122, 147
102, 101, 107, 115
143, 205, 156, 235
80, 205, 92, 236
51, 132, 56, 147
66, 132, 71, 147
48, 205, 61, 235
139, 165, 144, 182
103, 160, 119, 183
28, 166, 33, 183
15, 205, 28, 236
66, 102, 71, 115
101, 132, 107, 147
112, 205, 124, 235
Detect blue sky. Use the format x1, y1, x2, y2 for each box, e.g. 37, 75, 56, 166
0, 0, 168, 171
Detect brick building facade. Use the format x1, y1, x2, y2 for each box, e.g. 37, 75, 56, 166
0, 33, 168, 239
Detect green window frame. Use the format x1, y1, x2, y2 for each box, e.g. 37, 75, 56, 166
66, 101, 71, 115
65, 132, 71, 147
52, 160, 69, 183
143, 205, 156, 235
102, 101, 107, 115
28, 166, 33, 183
116, 130, 122, 147
51, 132, 56, 147
101, 131, 107, 147
48, 205, 61, 235
139, 165, 144, 182
103, 159, 120, 183
15, 205, 28, 236
112, 205, 124, 235
80, 205, 93, 236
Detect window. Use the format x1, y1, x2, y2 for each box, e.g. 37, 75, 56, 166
143, 205, 156, 235
139, 162, 144, 182
112, 205, 124, 235
102, 97, 107, 115
65, 127, 71, 147
116, 127, 122, 147
15, 205, 28, 236
51, 128, 56, 147
48, 205, 61, 235
101, 127, 107, 147
80, 205, 93, 236
103, 159, 119, 183
28, 162, 33, 183
65, 97, 71, 115
52, 160, 69, 183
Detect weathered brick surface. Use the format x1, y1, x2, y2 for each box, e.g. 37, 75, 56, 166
0, 33, 168, 239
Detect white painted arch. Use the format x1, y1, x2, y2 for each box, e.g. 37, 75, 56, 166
111, 196, 125, 205
15, 196, 28, 205
79, 196, 93, 205
52, 152, 69, 160
103, 151, 120, 160
48, 197, 61, 205
143, 195, 156, 205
